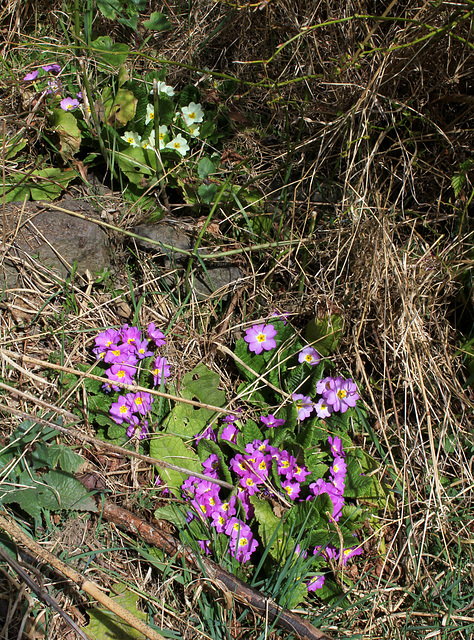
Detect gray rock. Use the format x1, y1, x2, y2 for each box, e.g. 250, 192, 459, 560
134, 222, 244, 300
0, 200, 110, 289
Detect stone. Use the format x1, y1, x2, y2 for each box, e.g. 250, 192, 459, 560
0, 199, 111, 289
133, 222, 244, 300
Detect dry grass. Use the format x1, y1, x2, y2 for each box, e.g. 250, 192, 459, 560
0, 0, 473, 638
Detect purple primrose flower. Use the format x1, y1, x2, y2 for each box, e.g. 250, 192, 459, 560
244, 323, 277, 355
60, 97, 80, 111
23, 70, 38, 82
298, 346, 321, 366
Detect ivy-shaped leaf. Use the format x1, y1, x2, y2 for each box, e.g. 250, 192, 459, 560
143, 11, 172, 31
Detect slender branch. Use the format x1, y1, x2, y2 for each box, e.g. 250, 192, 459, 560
0, 512, 167, 640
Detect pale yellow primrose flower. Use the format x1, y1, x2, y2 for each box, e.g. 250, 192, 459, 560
147, 126, 168, 150
121, 131, 141, 147
165, 134, 189, 156
188, 124, 200, 138
181, 102, 204, 127
148, 82, 175, 97
145, 103, 155, 125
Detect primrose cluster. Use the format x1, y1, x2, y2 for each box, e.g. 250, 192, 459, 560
92, 323, 169, 439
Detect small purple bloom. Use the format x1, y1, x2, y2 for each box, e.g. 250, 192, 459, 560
121, 325, 142, 347
23, 70, 38, 82
323, 376, 359, 413
289, 463, 311, 483
221, 423, 238, 442
46, 78, 61, 94
341, 545, 363, 565
260, 414, 286, 428
60, 97, 80, 111
195, 424, 217, 444
244, 323, 277, 355
202, 454, 220, 478
147, 322, 166, 347
129, 391, 153, 415
105, 363, 136, 390
328, 435, 345, 457
76, 91, 83, 100
281, 479, 301, 500
316, 376, 333, 395
109, 395, 133, 424
298, 346, 321, 366
152, 355, 170, 386
93, 328, 120, 359
314, 398, 332, 419
292, 393, 314, 421
134, 338, 154, 359
307, 574, 325, 591
42, 63, 61, 74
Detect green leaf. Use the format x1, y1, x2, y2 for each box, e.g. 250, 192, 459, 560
102, 88, 138, 127
197, 157, 216, 179
198, 183, 217, 204
40, 471, 97, 512
199, 121, 215, 139
50, 108, 81, 157
143, 11, 172, 31
162, 364, 225, 439
305, 315, 343, 357
92, 36, 130, 67
154, 504, 188, 527
96, 0, 121, 19
452, 172, 466, 198
242, 419, 263, 445
117, 146, 154, 184
153, 95, 174, 126
250, 494, 289, 561
286, 500, 321, 530
86, 582, 148, 640
0, 175, 30, 202
30, 167, 76, 200
59, 447, 84, 473
149, 434, 201, 495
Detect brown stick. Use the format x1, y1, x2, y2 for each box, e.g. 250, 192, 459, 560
0, 511, 167, 640
97, 498, 337, 640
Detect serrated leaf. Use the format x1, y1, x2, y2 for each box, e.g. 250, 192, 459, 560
86, 582, 148, 640
250, 495, 289, 560
452, 173, 466, 198
286, 500, 321, 530
154, 504, 188, 527
143, 11, 172, 31
242, 420, 263, 445
59, 447, 84, 473
149, 434, 201, 495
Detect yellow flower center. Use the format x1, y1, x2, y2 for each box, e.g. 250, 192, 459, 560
256, 333, 266, 343
337, 389, 347, 399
